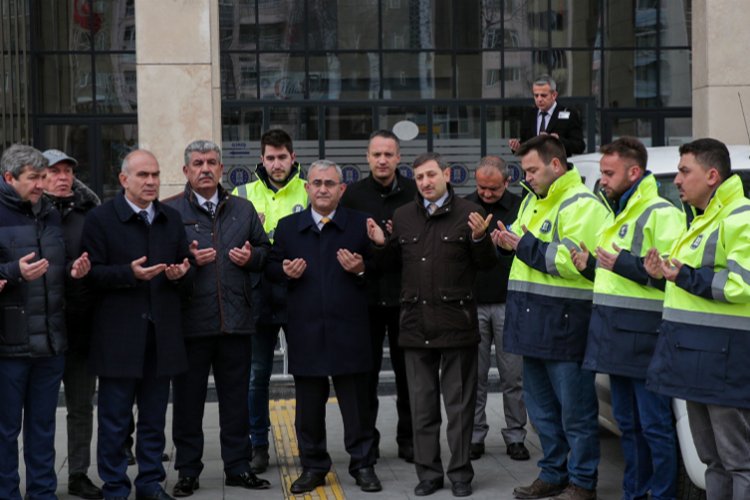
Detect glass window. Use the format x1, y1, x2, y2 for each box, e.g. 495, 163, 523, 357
36, 54, 93, 114
454, 0, 481, 50
33, 0, 90, 51
269, 106, 319, 143
661, 0, 691, 47
660, 49, 691, 107
379, 106, 429, 142
325, 106, 372, 140
456, 53, 482, 99
383, 0, 452, 49
550, 0, 599, 49
222, 107, 263, 142
258, 54, 307, 99
92, 1, 136, 51
665, 117, 692, 145
99, 123, 138, 200
382, 53, 434, 99
604, 49, 660, 108
612, 117, 654, 146
95, 54, 137, 113
308, 53, 380, 100
502, 51, 547, 98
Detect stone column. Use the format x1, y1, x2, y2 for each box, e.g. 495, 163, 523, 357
135, 0, 222, 197
692, 0, 750, 142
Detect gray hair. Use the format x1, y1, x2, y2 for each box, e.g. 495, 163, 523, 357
1, 144, 48, 178
184, 139, 222, 165
533, 74, 557, 92
308, 159, 343, 182
121, 149, 157, 174
477, 155, 509, 179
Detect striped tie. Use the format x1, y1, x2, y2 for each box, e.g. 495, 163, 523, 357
427, 203, 437, 215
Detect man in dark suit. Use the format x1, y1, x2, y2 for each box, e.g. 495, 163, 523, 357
165, 140, 271, 496
509, 74, 586, 157
340, 129, 417, 463
267, 160, 381, 495
82, 149, 193, 500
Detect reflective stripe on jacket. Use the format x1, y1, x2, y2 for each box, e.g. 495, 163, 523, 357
647, 174, 750, 408
503, 167, 611, 360
584, 174, 684, 377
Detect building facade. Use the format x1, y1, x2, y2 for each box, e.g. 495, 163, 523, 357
1, 0, 747, 198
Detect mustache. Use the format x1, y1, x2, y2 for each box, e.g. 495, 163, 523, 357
199, 172, 215, 180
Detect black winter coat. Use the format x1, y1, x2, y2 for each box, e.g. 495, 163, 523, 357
341, 172, 417, 307
380, 187, 498, 348
464, 190, 521, 304
45, 179, 100, 354
0, 181, 67, 357
164, 184, 270, 337
81, 192, 193, 378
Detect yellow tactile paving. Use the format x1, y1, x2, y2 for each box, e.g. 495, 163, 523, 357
270, 398, 346, 500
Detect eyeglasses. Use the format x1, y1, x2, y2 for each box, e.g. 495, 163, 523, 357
309, 179, 340, 188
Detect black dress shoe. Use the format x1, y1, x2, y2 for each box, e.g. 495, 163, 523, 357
290, 471, 327, 494
398, 444, 415, 463
507, 442, 530, 461
225, 471, 271, 490
135, 487, 175, 500
172, 476, 199, 497
469, 442, 485, 460
124, 447, 136, 466
352, 466, 382, 492
414, 478, 444, 496
452, 481, 472, 497
68, 473, 103, 499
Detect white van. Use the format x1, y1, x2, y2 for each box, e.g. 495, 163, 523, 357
569, 144, 750, 498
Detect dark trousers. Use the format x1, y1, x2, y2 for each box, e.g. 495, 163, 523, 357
63, 348, 97, 477
294, 373, 376, 474
172, 335, 253, 477
367, 305, 412, 448
248, 322, 281, 448
404, 346, 477, 484
97, 331, 171, 499
0, 354, 65, 500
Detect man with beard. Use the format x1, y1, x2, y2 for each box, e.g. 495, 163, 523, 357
231, 129, 308, 474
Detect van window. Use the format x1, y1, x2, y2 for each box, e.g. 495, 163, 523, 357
654, 172, 750, 208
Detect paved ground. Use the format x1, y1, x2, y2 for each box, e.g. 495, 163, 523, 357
29, 393, 625, 499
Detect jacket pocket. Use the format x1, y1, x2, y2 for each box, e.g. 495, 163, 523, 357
439, 231, 469, 261
1, 306, 28, 345
399, 288, 419, 333
670, 329, 729, 391
436, 287, 476, 332
604, 309, 661, 365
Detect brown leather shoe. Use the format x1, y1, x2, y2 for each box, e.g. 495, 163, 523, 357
513, 478, 567, 499
550, 484, 597, 500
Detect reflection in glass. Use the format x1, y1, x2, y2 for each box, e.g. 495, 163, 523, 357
661, 0, 691, 47
269, 106, 319, 142
660, 49, 691, 107
259, 54, 307, 99
308, 53, 380, 100
100, 124, 138, 200
325, 107, 372, 140
433, 105, 481, 139
95, 55, 137, 113
383, 53, 435, 99
665, 117, 691, 146
379, 106, 428, 141
93, 0, 136, 51
612, 118, 653, 146
33, 0, 90, 51
36, 54, 93, 113
222, 107, 263, 142
456, 53, 481, 98
383, 0, 452, 50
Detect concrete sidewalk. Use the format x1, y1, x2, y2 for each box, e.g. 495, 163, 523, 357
33, 393, 624, 499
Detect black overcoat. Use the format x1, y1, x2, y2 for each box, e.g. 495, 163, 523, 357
81, 191, 193, 378
266, 206, 372, 376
